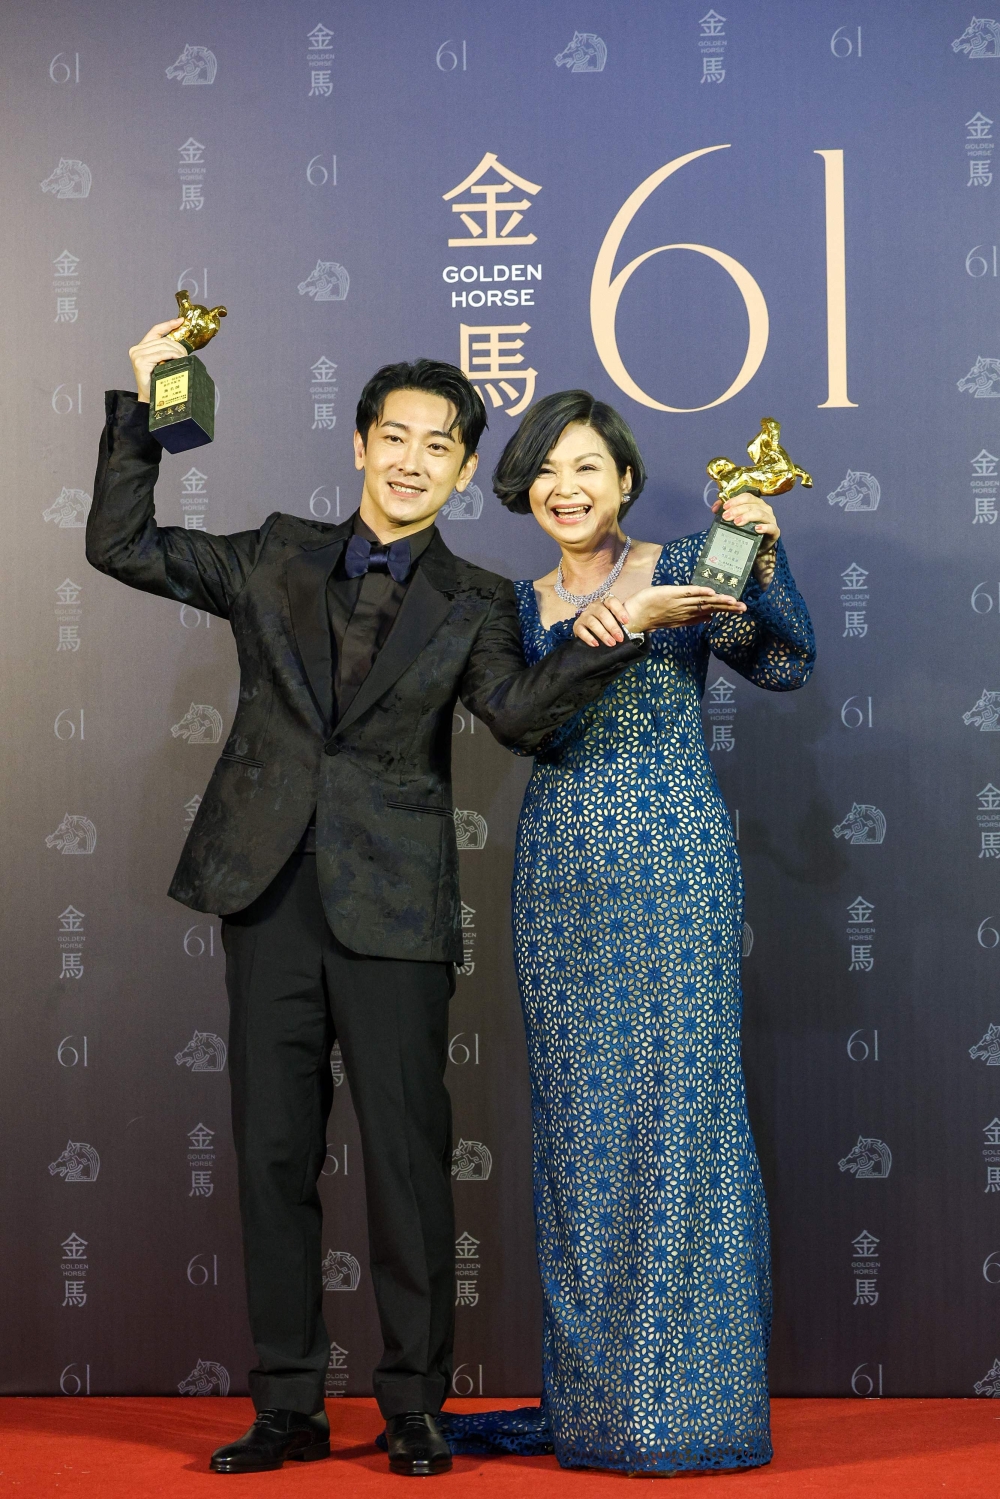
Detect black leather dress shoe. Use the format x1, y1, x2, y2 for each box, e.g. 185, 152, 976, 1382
384, 1412, 452, 1476
210, 1407, 330, 1473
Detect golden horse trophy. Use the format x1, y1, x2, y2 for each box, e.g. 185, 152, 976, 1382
693, 418, 812, 597
149, 290, 228, 453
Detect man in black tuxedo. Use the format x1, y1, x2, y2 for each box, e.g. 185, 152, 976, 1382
87, 321, 647, 1476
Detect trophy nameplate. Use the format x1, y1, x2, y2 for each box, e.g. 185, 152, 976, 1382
694, 417, 812, 597
148, 290, 227, 453
693, 521, 764, 597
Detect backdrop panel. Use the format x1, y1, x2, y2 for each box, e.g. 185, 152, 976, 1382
2, 0, 999, 1403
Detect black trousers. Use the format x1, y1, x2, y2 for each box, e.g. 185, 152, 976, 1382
221, 849, 455, 1417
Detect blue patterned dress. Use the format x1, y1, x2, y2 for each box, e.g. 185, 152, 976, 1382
442, 534, 815, 1474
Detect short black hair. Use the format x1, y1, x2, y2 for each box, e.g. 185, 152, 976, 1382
492, 390, 646, 516
355, 359, 487, 461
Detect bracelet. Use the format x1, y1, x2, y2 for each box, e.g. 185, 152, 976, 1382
626, 630, 645, 642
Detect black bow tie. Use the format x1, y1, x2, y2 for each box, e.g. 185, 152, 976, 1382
344, 534, 412, 583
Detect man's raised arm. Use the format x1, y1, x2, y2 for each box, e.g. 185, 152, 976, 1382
458, 578, 647, 755
86, 321, 273, 618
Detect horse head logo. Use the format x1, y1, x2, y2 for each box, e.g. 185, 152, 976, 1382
440, 482, 485, 520
838, 1136, 892, 1179
970, 1025, 1000, 1064
832, 804, 886, 846
297, 261, 350, 302
953, 17, 1000, 56
975, 1358, 1000, 1395
964, 691, 1000, 730
827, 470, 881, 511
178, 1359, 230, 1395
43, 488, 90, 529
40, 160, 92, 199
175, 1031, 227, 1072
958, 357, 1000, 397
454, 809, 488, 850
48, 1140, 100, 1182
171, 704, 224, 744
46, 814, 97, 855
555, 32, 608, 71
451, 1139, 493, 1181
322, 1249, 361, 1291
166, 45, 218, 84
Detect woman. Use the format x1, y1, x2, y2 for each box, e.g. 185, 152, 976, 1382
444, 392, 815, 1474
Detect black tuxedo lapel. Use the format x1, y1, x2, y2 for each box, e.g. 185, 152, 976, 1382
285, 529, 349, 726
332, 560, 453, 739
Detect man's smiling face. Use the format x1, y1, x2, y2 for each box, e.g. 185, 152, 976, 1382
354, 388, 479, 540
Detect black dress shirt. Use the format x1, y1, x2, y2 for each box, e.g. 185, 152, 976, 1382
328, 513, 437, 720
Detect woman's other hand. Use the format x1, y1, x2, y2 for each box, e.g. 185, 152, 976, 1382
573, 586, 746, 646
712, 494, 779, 587
712, 493, 779, 548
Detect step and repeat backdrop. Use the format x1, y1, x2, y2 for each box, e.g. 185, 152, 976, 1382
3, 0, 1000, 1403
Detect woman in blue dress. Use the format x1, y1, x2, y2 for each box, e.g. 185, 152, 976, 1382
444, 392, 815, 1474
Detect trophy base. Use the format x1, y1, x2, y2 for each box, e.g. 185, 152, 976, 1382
149, 353, 215, 452
692, 519, 762, 598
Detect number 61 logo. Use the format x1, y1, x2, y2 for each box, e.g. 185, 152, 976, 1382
590, 145, 854, 412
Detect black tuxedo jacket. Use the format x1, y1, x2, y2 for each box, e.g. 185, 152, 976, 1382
87, 392, 647, 962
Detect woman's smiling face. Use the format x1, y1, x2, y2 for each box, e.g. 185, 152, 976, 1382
528, 422, 631, 548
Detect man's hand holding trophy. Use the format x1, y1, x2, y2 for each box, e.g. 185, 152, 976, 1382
129, 290, 227, 452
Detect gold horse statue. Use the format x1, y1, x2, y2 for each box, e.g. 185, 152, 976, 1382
707, 417, 812, 504
166, 289, 227, 353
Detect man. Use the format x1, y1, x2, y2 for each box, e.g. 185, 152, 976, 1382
87, 321, 648, 1476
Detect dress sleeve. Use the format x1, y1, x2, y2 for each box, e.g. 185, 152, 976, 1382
703, 539, 815, 691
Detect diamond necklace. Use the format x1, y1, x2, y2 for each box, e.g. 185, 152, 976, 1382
554, 536, 632, 611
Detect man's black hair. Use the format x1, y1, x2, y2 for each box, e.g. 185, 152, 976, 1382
492, 390, 646, 516
355, 359, 488, 461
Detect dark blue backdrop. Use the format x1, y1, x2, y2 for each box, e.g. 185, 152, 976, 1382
3, 0, 1000, 1400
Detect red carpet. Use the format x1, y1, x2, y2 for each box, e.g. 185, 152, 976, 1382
0, 1398, 997, 1497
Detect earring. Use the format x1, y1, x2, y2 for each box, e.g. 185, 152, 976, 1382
620, 492, 631, 507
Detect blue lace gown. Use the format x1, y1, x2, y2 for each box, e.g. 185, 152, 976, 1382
441, 534, 815, 1474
